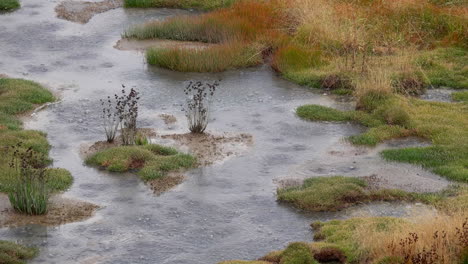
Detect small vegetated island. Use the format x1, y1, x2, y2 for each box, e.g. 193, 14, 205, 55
119, 0, 467, 263
83, 83, 225, 193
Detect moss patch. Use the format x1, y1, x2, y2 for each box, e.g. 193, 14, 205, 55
85, 144, 196, 181
0, 0, 20, 11
452, 91, 468, 102
0, 78, 55, 115
0, 240, 37, 264
296, 105, 351, 122
277, 176, 443, 212
0, 77, 73, 195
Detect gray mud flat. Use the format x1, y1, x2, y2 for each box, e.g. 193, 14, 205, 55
0, 1, 450, 264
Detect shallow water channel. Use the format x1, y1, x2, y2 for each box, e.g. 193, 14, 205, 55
0, 1, 449, 263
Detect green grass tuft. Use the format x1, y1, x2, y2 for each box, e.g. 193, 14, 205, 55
280, 242, 317, 264
0, 240, 37, 264
296, 105, 351, 122
124, 0, 236, 10
85, 144, 196, 181
0, 0, 20, 11
311, 217, 404, 263
0, 77, 74, 197
452, 91, 468, 102
0, 78, 55, 115
276, 176, 432, 211
416, 48, 468, 89
146, 43, 263, 72
381, 146, 468, 182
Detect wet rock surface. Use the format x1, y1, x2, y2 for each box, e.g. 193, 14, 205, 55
0, 2, 450, 264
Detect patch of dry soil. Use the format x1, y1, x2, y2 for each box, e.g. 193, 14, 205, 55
114, 39, 214, 51
160, 132, 253, 166
55, 0, 123, 24
0, 194, 99, 227
148, 173, 185, 195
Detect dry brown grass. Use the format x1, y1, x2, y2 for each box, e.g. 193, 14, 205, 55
356, 211, 468, 263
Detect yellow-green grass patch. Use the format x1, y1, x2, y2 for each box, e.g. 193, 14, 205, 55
0, 240, 37, 264
0, 0, 20, 11
85, 144, 196, 181
146, 43, 263, 72
0, 78, 73, 195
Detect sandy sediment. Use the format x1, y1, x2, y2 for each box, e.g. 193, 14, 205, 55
160, 132, 253, 166
55, 0, 123, 24
0, 194, 99, 227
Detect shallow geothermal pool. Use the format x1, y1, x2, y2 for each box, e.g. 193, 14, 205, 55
0, 1, 449, 263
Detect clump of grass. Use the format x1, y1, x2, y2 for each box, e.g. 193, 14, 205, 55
311, 217, 407, 263
297, 92, 468, 182
357, 212, 468, 263
272, 44, 325, 73
0, 240, 37, 264
146, 42, 263, 72
124, 0, 288, 72
0, 78, 55, 115
124, 0, 236, 10
382, 145, 468, 182
218, 261, 270, 264
276, 176, 439, 212
0, 78, 74, 210
280, 242, 317, 264
416, 48, 468, 89
452, 91, 468, 102
0, 0, 20, 11
296, 105, 351, 122
0, 155, 71, 195
221, 191, 468, 264
85, 144, 195, 181
220, 242, 318, 264
124, 1, 282, 43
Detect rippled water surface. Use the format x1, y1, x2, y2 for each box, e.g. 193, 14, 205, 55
0, 2, 448, 263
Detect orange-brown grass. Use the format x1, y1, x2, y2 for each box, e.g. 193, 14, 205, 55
125, 0, 287, 43
356, 212, 468, 264
292, 0, 468, 49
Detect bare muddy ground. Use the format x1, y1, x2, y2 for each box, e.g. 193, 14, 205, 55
148, 172, 185, 195
56, 0, 123, 24
0, 2, 450, 263
158, 132, 253, 166
0, 194, 98, 228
